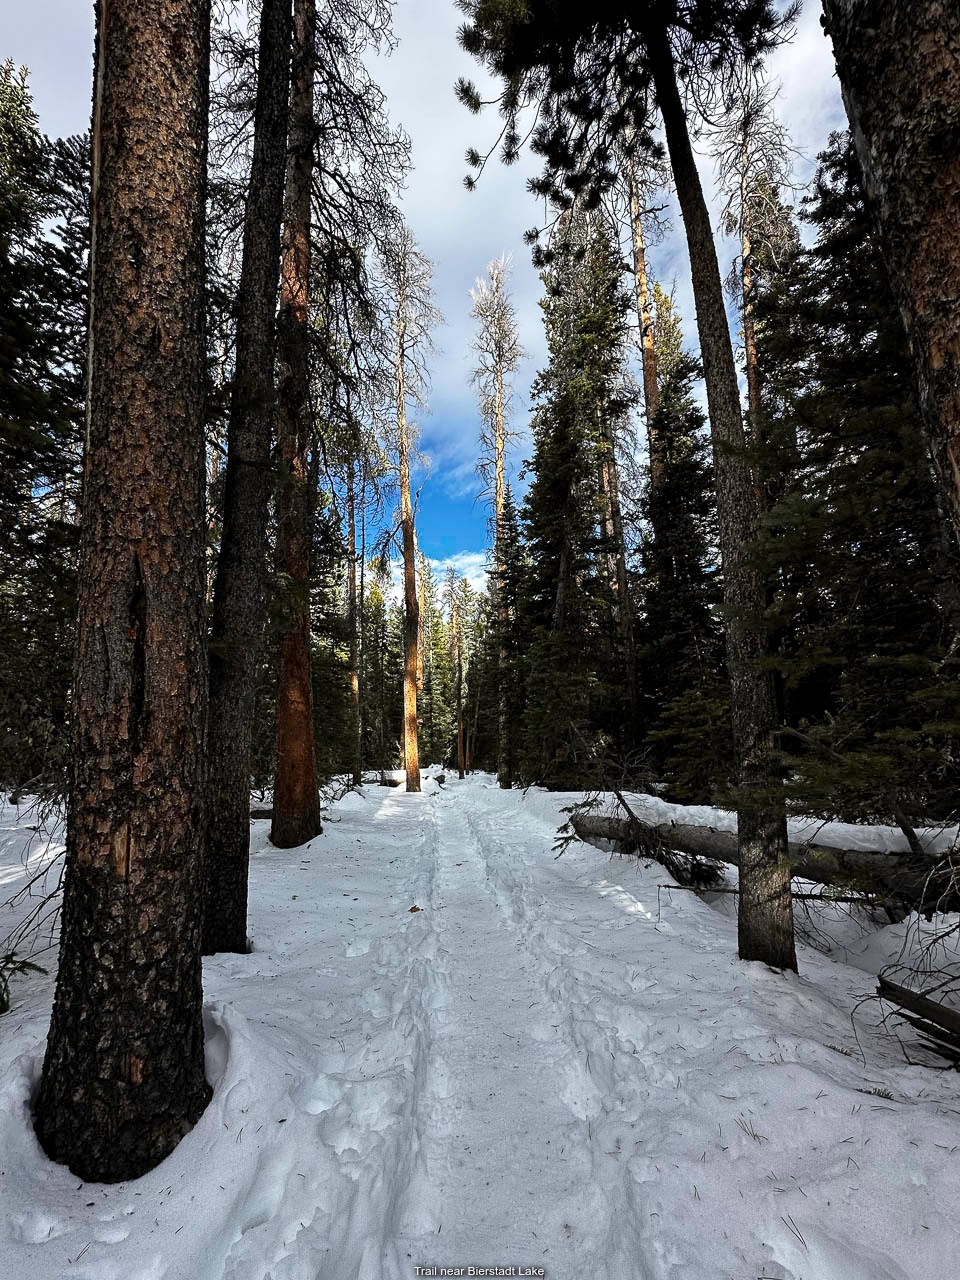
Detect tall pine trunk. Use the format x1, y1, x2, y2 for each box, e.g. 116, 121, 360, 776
625, 156, 663, 478
35, 0, 213, 1181
271, 0, 320, 850
822, 1, 960, 550
493, 365, 514, 788
741, 233, 762, 440
453, 605, 465, 778
347, 459, 362, 787
596, 403, 637, 726
204, 0, 292, 950
397, 310, 421, 792
647, 27, 796, 972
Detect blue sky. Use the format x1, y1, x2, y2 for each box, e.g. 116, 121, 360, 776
2, 1, 847, 591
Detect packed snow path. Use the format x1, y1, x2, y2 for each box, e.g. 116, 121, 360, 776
390, 786, 604, 1273
4, 776, 960, 1280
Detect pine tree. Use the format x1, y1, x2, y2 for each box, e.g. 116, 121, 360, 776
637, 352, 729, 801
272, 0, 322, 850
518, 220, 634, 788
205, 0, 293, 952
492, 484, 526, 784
459, 0, 799, 968
822, 1, 960, 552
35, 0, 212, 1182
756, 133, 960, 828
470, 254, 524, 786
0, 115, 88, 792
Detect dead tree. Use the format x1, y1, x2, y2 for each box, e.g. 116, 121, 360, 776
470, 255, 523, 787
381, 227, 440, 793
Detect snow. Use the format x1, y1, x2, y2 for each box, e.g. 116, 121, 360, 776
3, 778, 960, 1278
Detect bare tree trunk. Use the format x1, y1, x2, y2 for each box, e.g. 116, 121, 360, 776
271, 0, 319, 850
347, 460, 362, 787
34, 0, 213, 1182
626, 158, 663, 480
204, 0, 292, 949
596, 403, 637, 723
741, 233, 762, 440
456, 630, 465, 780
822, 0, 960, 550
647, 26, 796, 972
492, 366, 515, 788
397, 312, 421, 792
416, 544, 426, 695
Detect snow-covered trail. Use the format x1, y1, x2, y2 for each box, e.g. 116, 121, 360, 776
385, 786, 603, 1276
5, 775, 960, 1280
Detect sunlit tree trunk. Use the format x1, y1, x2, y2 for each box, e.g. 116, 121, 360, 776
271, 0, 319, 850
822, 0, 960, 551
454, 614, 465, 779
396, 308, 421, 792
35, 0, 213, 1181
596, 402, 637, 722
204, 0, 292, 948
647, 25, 796, 972
416, 544, 426, 696
741, 231, 762, 439
346, 459, 362, 786
625, 157, 662, 481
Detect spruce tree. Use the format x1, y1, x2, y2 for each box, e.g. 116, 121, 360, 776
0, 71, 88, 792
757, 133, 960, 828
518, 219, 635, 787
638, 353, 729, 801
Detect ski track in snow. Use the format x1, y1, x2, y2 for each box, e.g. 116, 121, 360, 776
3, 777, 960, 1279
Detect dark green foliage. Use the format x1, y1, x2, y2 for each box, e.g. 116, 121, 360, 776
516, 218, 636, 787
0, 65, 88, 792
419, 560, 456, 766
636, 353, 730, 799
359, 566, 404, 775
491, 483, 526, 780
756, 133, 960, 825
457, 0, 794, 227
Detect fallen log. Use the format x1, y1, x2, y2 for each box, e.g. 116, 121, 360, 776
571, 811, 950, 910
877, 975, 960, 1063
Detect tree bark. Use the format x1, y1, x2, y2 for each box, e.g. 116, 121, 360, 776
271, 0, 320, 850
822, 0, 960, 550
493, 364, 513, 788
741, 232, 762, 441
647, 27, 796, 972
204, 0, 292, 949
34, 0, 212, 1182
346, 459, 362, 787
626, 157, 663, 480
596, 404, 637, 723
454, 606, 465, 778
397, 309, 421, 792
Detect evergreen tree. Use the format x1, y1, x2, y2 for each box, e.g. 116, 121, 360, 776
518, 219, 635, 788
757, 133, 960, 827
638, 353, 729, 801
0, 69, 88, 791
822, 1, 960, 553
35, 0, 212, 1181
491, 483, 526, 782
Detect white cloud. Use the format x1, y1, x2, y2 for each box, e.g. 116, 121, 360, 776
387, 549, 490, 604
